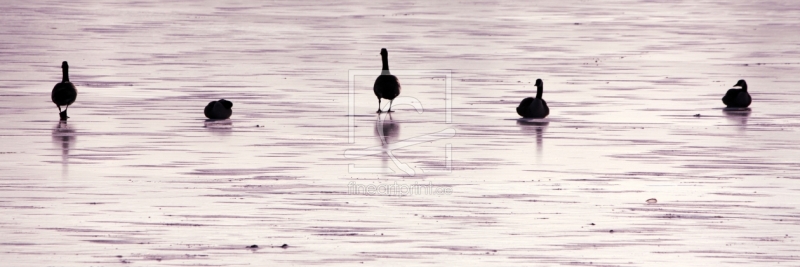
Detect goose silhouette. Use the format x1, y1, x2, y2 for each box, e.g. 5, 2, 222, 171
51, 61, 77, 120
373, 48, 401, 113
722, 79, 751, 108
204, 99, 233, 119
516, 79, 549, 118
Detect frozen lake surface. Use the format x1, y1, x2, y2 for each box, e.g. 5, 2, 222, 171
2, 0, 800, 266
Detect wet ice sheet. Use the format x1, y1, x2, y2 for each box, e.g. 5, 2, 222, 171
2, 0, 800, 266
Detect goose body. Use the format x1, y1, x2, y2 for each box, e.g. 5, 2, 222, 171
722, 79, 751, 108
204, 99, 233, 119
517, 79, 549, 118
373, 48, 401, 113
51, 61, 77, 120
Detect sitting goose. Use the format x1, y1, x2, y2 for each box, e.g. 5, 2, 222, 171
51, 61, 77, 120
204, 99, 233, 119
373, 48, 401, 113
722, 79, 751, 108
516, 79, 550, 118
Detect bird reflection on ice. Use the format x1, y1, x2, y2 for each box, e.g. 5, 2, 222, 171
51, 121, 76, 178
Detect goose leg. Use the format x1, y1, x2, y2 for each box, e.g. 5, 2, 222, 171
60, 105, 70, 120
387, 99, 394, 113
57, 105, 67, 120
376, 99, 382, 113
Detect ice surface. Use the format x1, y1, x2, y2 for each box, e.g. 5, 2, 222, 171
1, 0, 800, 266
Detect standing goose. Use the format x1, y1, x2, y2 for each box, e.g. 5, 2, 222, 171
373, 48, 401, 113
51, 61, 77, 120
722, 79, 751, 108
516, 79, 550, 118
204, 99, 233, 119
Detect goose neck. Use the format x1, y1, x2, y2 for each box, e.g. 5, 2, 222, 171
535, 84, 543, 99
381, 54, 390, 75
62, 66, 69, 82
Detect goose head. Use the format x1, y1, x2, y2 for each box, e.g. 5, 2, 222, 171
218, 99, 233, 109
733, 79, 747, 89
380, 48, 388, 57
